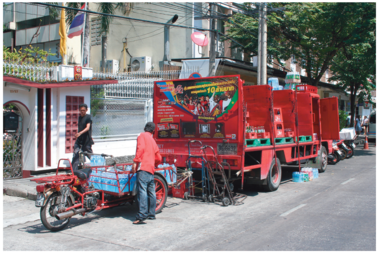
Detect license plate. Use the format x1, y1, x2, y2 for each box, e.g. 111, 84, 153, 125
35, 193, 45, 207
217, 143, 238, 155
352, 143, 356, 148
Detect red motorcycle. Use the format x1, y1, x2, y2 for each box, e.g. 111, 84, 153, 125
31, 153, 175, 231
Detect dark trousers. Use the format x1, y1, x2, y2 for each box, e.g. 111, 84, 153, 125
71, 142, 93, 171
136, 170, 156, 221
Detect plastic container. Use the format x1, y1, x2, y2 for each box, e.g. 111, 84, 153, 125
300, 172, 309, 182
312, 168, 319, 179
292, 172, 302, 182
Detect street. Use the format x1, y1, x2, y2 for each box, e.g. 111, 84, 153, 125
3, 144, 376, 251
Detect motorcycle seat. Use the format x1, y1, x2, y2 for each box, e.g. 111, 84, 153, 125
73, 168, 92, 180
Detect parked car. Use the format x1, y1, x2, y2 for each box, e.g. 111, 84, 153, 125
367, 110, 376, 141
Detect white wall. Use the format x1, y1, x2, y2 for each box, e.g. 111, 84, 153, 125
3, 83, 37, 171
88, 2, 194, 71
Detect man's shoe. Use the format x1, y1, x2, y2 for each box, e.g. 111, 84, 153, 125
133, 219, 146, 225
147, 217, 156, 220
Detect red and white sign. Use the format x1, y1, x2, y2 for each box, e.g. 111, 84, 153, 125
191, 32, 209, 46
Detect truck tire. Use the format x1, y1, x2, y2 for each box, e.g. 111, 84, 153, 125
263, 158, 282, 192
319, 146, 328, 173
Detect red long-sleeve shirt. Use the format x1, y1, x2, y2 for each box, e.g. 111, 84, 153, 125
133, 132, 162, 174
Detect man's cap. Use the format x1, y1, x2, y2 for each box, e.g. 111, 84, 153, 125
144, 122, 156, 132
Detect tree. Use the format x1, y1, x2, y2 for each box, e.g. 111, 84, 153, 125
225, 3, 376, 87
329, 39, 376, 126
225, 4, 286, 66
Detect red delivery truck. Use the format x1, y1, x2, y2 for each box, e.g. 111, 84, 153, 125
153, 75, 340, 192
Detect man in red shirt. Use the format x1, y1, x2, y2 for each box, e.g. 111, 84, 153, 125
132, 122, 162, 224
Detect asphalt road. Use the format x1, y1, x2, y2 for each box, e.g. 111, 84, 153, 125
3, 144, 376, 251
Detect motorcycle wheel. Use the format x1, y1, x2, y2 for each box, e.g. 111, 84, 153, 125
334, 151, 341, 163
328, 154, 338, 165
41, 193, 73, 232
346, 144, 354, 159
339, 149, 347, 160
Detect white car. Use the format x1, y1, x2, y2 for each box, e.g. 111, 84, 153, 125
367, 111, 376, 140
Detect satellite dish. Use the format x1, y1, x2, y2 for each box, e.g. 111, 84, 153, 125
191, 32, 208, 47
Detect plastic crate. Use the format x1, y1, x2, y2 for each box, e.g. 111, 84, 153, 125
296, 136, 313, 142
245, 138, 271, 147
274, 137, 294, 144
296, 84, 318, 94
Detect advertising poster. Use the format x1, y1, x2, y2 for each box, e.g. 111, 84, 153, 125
155, 76, 240, 140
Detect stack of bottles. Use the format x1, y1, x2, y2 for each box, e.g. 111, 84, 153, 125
284, 72, 301, 90
157, 163, 177, 184
88, 161, 136, 194
268, 77, 283, 91
90, 155, 106, 171
292, 167, 319, 183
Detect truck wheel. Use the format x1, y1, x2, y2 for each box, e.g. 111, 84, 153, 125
319, 146, 328, 173
263, 158, 282, 192
154, 174, 168, 214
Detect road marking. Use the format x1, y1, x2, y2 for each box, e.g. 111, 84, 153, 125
280, 204, 306, 217
341, 178, 355, 185
3, 213, 40, 228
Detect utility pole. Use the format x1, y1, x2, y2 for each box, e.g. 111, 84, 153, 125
101, 35, 107, 73
257, 3, 267, 85
209, 3, 216, 77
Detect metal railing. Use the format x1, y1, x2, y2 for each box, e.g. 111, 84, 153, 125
92, 67, 200, 99
3, 60, 54, 83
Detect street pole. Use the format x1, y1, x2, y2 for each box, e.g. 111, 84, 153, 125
209, 3, 216, 77
261, 3, 267, 85
257, 3, 262, 85
123, 38, 127, 72
101, 35, 107, 73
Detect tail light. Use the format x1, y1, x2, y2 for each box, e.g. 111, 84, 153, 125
36, 185, 45, 193
224, 159, 238, 166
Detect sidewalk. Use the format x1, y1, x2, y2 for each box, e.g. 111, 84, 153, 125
2, 137, 370, 201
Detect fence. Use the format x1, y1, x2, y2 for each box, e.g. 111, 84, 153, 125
91, 67, 200, 99
3, 60, 55, 83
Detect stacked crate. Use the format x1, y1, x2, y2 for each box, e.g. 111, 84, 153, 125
65, 96, 84, 153
273, 108, 284, 138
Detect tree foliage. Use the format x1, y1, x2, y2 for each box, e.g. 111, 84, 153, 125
225, 3, 376, 87
329, 38, 376, 125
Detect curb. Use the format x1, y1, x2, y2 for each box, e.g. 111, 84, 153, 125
3, 187, 37, 201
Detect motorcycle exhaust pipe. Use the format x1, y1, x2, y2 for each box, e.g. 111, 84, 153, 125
56, 208, 86, 220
